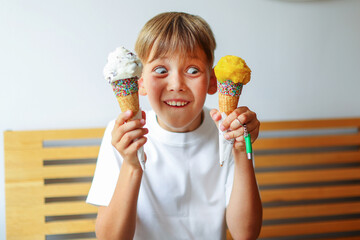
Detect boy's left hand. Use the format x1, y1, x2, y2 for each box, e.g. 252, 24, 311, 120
210, 107, 260, 150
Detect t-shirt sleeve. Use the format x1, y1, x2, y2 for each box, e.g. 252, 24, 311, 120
86, 120, 123, 206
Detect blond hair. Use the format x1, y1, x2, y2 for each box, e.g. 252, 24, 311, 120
135, 12, 216, 66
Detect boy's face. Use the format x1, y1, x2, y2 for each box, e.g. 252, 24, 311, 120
139, 47, 217, 132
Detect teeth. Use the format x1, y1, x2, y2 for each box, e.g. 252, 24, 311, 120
166, 101, 188, 106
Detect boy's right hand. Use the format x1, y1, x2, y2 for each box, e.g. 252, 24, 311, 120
111, 110, 148, 169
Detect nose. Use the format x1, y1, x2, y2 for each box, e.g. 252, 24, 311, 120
167, 71, 186, 92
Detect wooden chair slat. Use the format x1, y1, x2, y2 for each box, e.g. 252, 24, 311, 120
44, 202, 97, 216
260, 118, 360, 131
255, 150, 360, 168
254, 133, 360, 150
263, 201, 360, 220
43, 164, 96, 179
259, 219, 360, 238
44, 219, 96, 235
261, 185, 360, 202
42, 146, 100, 160
44, 182, 92, 197
257, 167, 360, 185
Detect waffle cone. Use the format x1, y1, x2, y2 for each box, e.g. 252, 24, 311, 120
219, 93, 239, 116
116, 92, 139, 115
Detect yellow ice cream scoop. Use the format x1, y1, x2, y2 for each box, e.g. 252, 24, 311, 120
215, 55, 253, 164
214, 55, 251, 84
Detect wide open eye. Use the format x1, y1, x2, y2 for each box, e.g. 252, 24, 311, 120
154, 66, 168, 74
187, 67, 199, 74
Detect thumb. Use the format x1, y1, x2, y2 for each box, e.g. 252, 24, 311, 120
209, 109, 222, 128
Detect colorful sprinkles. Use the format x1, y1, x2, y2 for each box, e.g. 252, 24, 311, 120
110, 77, 139, 97
217, 79, 243, 96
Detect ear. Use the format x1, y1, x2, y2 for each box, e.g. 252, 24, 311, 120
138, 77, 147, 96
207, 68, 217, 95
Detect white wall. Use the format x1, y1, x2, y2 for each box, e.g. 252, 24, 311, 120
1, 0, 360, 238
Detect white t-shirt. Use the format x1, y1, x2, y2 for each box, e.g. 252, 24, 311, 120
86, 108, 234, 240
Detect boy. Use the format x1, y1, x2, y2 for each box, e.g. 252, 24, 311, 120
87, 12, 262, 240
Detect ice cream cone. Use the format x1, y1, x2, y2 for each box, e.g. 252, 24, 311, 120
110, 77, 140, 116
116, 92, 139, 115
214, 55, 251, 166
104, 46, 142, 117
214, 55, 250, 115
218, 94, 239, 116
218, 81, 243, 116
104, 47, 145, 170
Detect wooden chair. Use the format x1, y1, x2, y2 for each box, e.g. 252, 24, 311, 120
254, 118, 360, 240
4, 129, 103, 240
4, 117, 360, 239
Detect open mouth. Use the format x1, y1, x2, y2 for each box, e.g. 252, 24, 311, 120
164, 100, 189, 107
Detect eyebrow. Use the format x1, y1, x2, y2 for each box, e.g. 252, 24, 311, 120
146, 48, 203, 63
147, 54, 202, 64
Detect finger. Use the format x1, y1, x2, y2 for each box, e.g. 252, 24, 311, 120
210, 109, 221, 121
122, 116, 146, 131
229, 117, 244, 131
113, 117, 145, 137
142, 110, 146, 122
119, 128, 149, 149
234, 120, 259, 144
121, 137, 148, 162
224, 127, 244, 140
232, 121, 260, 144
220, 107, 249, 131
114, 110, 133, 127
127, 136, 147, 153
234, 120, 260, 144
237, 109, 257, 128
239, 113, 260, 139
209, 109, 222, 128
229, 110, 258, 138
112, 118, 146, 148
235, 135, 244, 142
227, 113, 259, 141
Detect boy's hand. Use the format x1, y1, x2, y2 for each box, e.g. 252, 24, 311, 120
210, 107, 260, 150
111, 110, 148, 169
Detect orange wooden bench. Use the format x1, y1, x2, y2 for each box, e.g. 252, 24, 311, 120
253, 117, 360, 240
4, 117, 360, 239
4, 129, 103, 240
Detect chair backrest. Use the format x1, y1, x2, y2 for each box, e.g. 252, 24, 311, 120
4, 117, 360, 239
4, 128, 104, 240
254, 118, 360, 240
